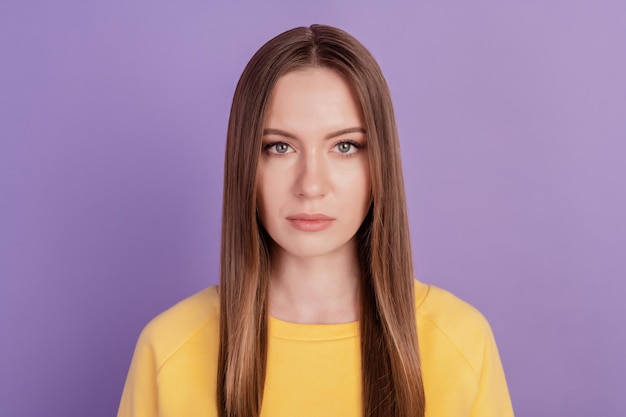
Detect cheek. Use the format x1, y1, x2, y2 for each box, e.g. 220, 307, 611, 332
256, 170, 281, 224
340, 163, 370, 203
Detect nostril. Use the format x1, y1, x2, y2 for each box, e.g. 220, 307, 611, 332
295, 166, 328, 198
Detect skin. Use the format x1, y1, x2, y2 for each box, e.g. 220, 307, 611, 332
256, 67, 371, 324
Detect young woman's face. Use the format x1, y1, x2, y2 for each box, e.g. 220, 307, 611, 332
256, 67, 371, 260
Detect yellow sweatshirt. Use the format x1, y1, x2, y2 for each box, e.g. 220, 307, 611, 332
118, 281, 514, 417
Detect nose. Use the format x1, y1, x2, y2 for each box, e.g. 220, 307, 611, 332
294, 149, 329, 198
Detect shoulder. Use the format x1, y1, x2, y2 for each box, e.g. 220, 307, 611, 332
413, 280, 494, 378
136, 286, 220, 369
414, 280, 492, 334
118, 287, 221, 415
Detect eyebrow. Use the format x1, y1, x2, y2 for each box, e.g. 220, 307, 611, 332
263, 127, 366, 140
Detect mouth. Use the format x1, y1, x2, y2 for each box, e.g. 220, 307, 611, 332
286, 213, 335, 232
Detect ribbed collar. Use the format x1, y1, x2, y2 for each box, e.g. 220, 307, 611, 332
266, 280, 429, 342
269, 316, 359, 341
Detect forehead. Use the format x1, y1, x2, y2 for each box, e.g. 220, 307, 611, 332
263, 67, 364, 131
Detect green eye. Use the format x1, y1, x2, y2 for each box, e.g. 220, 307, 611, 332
263, 142, 292, 155
334, 141, 360, 155
275, 143, 290, 153
337, 143, 352, 153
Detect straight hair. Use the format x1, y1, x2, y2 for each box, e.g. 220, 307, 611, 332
218, 24, 425, 417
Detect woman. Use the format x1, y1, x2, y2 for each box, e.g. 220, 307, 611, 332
118, 24, 514, 417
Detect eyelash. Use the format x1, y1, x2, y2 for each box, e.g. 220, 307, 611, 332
263, 142, 292, 155
333, 140, 361, 155
262, 140, 362, 156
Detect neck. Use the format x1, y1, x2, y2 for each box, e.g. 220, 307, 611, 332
268, 242, 361, 324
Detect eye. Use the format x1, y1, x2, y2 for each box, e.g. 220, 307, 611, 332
333, 141, 360, 155
264, 142, 293, 155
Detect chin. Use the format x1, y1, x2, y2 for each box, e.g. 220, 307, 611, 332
272, 237, 357, 261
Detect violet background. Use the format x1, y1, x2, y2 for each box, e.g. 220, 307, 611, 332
1, 1, 625, 416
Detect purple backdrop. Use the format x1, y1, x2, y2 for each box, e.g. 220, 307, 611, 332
1, 1, 625, 416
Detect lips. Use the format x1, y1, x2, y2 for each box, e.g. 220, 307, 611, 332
287, 213, 335, 232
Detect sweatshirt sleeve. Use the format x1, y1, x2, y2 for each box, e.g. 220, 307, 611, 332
469, 327, 514, 417
117, 330, 159, 417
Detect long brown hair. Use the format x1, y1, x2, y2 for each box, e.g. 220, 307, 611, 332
218, 24, 425, 417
